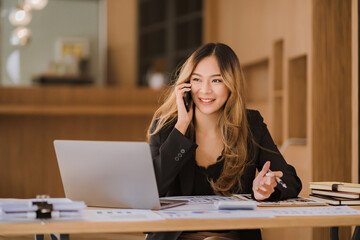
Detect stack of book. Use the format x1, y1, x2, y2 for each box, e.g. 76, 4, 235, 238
309, 182, 360, 205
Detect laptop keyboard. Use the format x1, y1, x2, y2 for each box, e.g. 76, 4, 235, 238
159, 199, 188, 209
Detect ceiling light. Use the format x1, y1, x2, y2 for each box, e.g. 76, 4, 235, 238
10, 27, 32, 46
8, 4, 32, 26
25, 0, 48, 10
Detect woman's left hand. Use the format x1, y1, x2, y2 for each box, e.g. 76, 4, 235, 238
252, 161, 283, 201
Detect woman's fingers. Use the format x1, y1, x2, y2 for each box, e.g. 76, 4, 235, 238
253, 161, 283, 200
259, 161, 271, 177
175, 82, 191, 92
258, 178, 277, 192
254, 183, 275, 201
175, 83, 191, 105
255, 185, 275, 199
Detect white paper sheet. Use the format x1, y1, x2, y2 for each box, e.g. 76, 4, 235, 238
162, 196, 235, 204
160, 195, 234, 211
158, 210, 274, 219
233, 194, 326, 206
261, 206, 360, 216
82, 209, 164, 222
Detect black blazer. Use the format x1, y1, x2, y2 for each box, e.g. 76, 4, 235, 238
146, 110, 302, 240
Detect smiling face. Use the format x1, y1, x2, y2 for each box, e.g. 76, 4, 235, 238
190, 56, 230, 117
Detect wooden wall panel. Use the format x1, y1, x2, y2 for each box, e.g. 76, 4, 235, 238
203, 0, 219, 43
312, 0, 352, 239
0, 115, 153, 198
215, 0, 311, 65
312, 0, 352, 185
351, 0, 358, 183
107, 0, 137, 86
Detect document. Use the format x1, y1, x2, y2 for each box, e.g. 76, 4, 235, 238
261, 206, 360, 216
0, 198, 72, 204
160, 195, 235, 211
82, 209, 164, 222
233, 194, 326, 207
162, 195, 235, 204
158, 210, 274, 219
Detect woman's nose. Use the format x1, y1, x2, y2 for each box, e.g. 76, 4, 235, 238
200, 81, 212, 93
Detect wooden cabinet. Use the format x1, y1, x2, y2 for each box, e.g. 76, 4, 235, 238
0, 87, 164, 198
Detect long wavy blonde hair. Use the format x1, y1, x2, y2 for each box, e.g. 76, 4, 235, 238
147, 43, 251, 196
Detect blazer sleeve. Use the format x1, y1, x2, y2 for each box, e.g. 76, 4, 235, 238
149, 122, 197, 197
250, 110, 302, 201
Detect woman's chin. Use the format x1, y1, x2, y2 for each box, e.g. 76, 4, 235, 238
195, 106, 222, 116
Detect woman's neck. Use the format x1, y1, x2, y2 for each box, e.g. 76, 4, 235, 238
194, 109, 220, 134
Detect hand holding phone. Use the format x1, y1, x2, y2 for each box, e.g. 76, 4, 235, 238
183, 81, 192, 112
175, 82, 193, 135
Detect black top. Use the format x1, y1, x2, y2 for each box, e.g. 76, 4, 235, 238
193, 160, 223, 195
146, 109, 302, 240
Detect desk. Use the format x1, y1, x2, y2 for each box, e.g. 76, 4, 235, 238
0, 208, 360, 238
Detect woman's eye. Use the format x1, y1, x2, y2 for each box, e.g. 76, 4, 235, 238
192, 78, 200, 82
212, 79, 222, 83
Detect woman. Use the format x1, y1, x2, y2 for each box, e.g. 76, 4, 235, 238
146, 43, 302, 240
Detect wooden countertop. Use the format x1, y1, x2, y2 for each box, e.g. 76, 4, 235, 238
0, 105, 158, 116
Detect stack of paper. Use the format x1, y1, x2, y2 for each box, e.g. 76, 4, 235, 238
0, 198, 86, 220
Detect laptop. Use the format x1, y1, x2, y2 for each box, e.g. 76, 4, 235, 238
54, 140, 187, 210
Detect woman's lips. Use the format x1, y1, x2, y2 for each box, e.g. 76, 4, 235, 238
199, 98, 215, 103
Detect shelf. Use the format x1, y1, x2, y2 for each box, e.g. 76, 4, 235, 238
273, 96, 283, 145
243, 59, 269, 102
273, 40, 284, 91
288, 55, 307, 138
32, 74, 93, 85
0, 105, 158, 116
271, 40, 284, 144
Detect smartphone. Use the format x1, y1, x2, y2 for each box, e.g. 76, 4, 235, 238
183, 81, 192, 112
183, 91, 192, 112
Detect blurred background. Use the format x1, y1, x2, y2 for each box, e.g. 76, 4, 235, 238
0, 0, 357, 239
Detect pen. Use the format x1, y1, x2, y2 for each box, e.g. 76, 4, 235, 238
266, 169, 287, 188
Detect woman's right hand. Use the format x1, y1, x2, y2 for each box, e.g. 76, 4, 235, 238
174, 82, 193, 135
